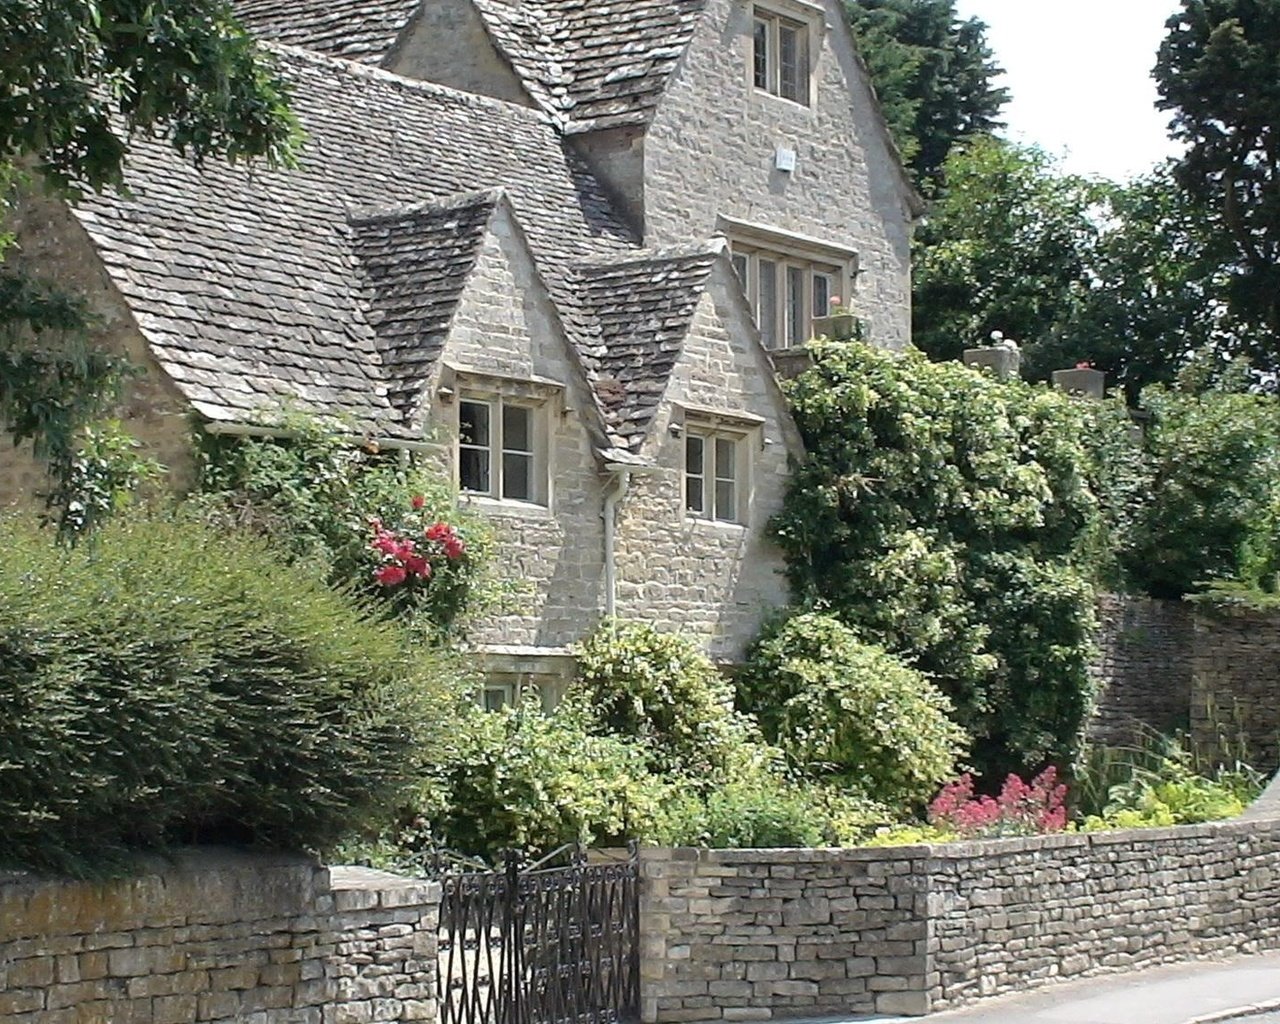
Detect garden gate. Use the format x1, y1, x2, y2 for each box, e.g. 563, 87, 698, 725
436, 844, 640, 1024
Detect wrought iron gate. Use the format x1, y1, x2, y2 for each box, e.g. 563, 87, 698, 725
437, 845, 639, 1024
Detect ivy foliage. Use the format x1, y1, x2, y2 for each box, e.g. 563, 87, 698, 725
738, 613, 967, 805
0, 512, 448, 876
190, 417, 496, 638
773, 342, 1115, 779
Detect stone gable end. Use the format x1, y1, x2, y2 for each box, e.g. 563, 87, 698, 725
426, 203, 609, 652
615, 258, 801, 659
641, 0, 914, 348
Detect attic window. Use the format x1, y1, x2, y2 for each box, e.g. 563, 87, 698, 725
753, 8, 810, 105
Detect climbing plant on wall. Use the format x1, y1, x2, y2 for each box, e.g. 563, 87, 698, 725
772, 341, 1126, 780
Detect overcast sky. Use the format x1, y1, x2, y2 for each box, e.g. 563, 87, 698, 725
952, 0, 1185, 181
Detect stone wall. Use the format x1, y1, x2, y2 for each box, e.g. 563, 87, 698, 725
0, 850, 438, 1024
1090, 594, 1280, 770
640, 814, 1280, 1020
1089, 593, 1194, 744
1191, 606, 1280, 771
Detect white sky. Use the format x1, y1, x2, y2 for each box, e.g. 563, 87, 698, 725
952, 0, 1185, 181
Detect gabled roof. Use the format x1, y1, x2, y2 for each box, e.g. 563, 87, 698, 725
74, 47, 637, 437
351, 191, 500, 418
70, 45, 735, 455
470, 0, 706, 132
573, 244, 719, 449
231, 0, 705, 134
234, 0, 422, 64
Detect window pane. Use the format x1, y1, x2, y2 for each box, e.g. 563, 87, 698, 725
779, 22, 807, 102
732, 253, 749, 290
786, 265, 805, 347
686, 435, 705, 514
753, 18, 769, 90
460, 447, 490, 493
686, 434, 705, 475
715, 438, 737, 481
715, 480, 737, 522
503, 452, 532, 501
459, 401, 490, 447
812, 273, 831, 317
503, 404, 532, 453
483, 686, 512, 711
758, 259, 778, 348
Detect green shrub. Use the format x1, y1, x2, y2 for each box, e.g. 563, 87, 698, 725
652, 775, 827, 849
569, 620, 759, 779
417, 697, 667, 860
738, 613, 968, 805
773, 343, 1107, 778
0, 513, 446, 876
191, 416, 496, 637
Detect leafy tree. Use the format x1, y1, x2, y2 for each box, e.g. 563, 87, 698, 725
912, 136, 1104, 371
847, 0, 1008, 188
1119, 363, 1280, 600
772, 342, 1117, 780
0, 0, 299, 515
1155, 0, 1280, 355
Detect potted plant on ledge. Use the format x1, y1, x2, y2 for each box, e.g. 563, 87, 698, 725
811, 296, 864, 342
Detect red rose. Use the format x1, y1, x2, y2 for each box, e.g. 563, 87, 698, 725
374, 565, 407, 587
426, 521, 452, 542
444, 537, 467, 560
411, 495, 426, 510
373, 531, 400, 555
404, 555, 431, 579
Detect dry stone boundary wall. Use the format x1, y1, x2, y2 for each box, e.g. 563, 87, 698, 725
639, 814, 1280, 1020
0, 850, 438, 1024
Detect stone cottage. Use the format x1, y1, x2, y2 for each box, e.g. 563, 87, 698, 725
0, 0, 920, 700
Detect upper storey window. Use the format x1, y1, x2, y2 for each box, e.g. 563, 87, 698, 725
753, 7, 810, 105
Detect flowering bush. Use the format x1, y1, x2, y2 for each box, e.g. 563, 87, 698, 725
367, 500, 472, 624
927, 767, 1068, 838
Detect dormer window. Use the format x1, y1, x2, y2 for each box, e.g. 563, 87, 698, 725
753, 7, 810, 105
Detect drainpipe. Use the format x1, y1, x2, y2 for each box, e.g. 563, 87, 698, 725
602, 465, 631, 619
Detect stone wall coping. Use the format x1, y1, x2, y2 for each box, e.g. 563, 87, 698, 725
0, 846, 322, 888
640, 808, 1280, 866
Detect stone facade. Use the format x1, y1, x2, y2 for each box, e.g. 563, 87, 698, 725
0, 851, 438, 1024
639, 814, 1280, 1021
641, 0, 916, 350
1089, 593, 1195, 745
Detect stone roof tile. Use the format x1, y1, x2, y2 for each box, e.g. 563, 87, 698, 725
74, 47, 637, 438
233, 0, 422, 64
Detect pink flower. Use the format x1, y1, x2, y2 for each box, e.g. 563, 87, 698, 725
425, 521, 453, 542
411, 495, 426, 510
444, 537, 466, 560
830, 296, 841, 308
372, 531, 400, 555
374, 564, 407, 587
404, 554, 431, 579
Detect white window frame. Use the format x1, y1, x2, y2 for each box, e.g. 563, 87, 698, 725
457, 392, 550, 506
752, 5, 813, 106
684, 425, 751, 525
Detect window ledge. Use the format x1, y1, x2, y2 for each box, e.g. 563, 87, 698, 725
461, 494, 554, 520
687, 516, 749, 533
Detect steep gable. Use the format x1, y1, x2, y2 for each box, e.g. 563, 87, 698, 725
71, 47, 637, 437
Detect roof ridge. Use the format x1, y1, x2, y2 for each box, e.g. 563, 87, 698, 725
347, 188, 507, 226
262, 40, 560, 125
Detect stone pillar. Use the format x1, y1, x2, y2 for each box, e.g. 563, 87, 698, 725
963, 346, 1021, 380
1051, 367, 1106, 398
326, 868, 441, 1024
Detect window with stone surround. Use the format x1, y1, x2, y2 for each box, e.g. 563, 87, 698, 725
752, 6, 812, 105
731, 245, 848, 348
684, 421, 753, 524
452, 370, 557, 507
